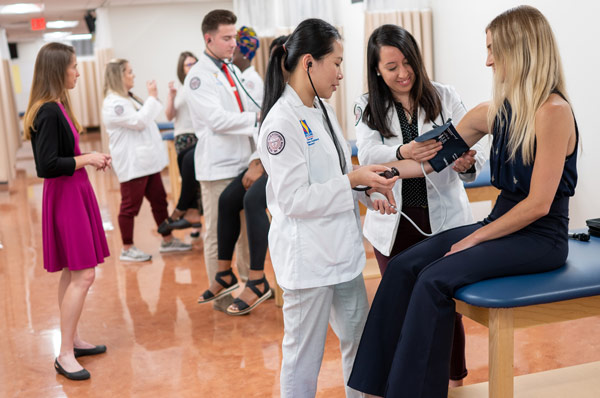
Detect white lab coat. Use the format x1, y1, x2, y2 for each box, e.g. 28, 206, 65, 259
355, 82, 490, 256
258, 85, 376, 290
102, 93, 168, 183
183, 53, 259, 181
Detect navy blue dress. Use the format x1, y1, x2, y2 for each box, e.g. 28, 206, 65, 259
347, 99, 578, 398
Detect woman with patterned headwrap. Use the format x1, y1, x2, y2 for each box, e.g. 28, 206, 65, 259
232, 26, 264, 109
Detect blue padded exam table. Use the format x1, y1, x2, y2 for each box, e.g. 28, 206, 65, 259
449, 235, 600, 398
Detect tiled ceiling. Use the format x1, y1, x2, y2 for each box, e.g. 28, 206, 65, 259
0, 0, 207, 41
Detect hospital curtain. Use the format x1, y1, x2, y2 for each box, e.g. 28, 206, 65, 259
70, 59, 101, 130
94, 47, 114, 155
363, 9, 434, 90
0, 28, 20, 185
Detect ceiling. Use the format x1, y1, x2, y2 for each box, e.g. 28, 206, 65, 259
0, 0, 207, 42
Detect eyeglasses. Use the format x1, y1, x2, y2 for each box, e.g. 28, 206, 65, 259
184, 62, 197, 68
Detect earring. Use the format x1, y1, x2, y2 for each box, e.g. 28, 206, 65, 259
376, 71, 381, 76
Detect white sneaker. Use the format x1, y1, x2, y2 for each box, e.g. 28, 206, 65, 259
160, 238, 192, 253
120, 246, 152, 262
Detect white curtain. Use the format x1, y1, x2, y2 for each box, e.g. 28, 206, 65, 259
94, 8, 115, 155
70, 58, 101, 129
365, 0, 431, 12
0, 28, 21, 185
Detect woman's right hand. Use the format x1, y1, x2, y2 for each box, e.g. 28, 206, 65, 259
403, 139, 442, 162
147, 80, 158, 98
348, 164, 398, 191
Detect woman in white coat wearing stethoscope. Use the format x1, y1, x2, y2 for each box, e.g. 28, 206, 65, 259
355, 24, 489, 387
259, 19, 451, 398
102, 59, 191, 262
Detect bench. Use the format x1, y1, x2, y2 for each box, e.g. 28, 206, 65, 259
449, 234, 600, 398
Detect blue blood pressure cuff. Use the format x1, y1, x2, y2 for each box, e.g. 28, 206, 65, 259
415, 120, 470, 173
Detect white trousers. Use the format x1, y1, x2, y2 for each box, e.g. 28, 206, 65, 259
280, 274, 368, 398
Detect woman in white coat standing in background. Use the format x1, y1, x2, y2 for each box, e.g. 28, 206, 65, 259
355, 24, 488, 387
102, 59, 191, 262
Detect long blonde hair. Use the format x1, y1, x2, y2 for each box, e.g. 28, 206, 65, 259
23, 42, 81, 140
103, 58, 129, 98
486, 5, 568, 164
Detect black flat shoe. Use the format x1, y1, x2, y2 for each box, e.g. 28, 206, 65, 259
54, 359, 90, 380
168, 218, 202, 230
74, 345, 107, 358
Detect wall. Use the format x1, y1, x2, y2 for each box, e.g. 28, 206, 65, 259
102, 1, 232, 122
431, 0, 600, 228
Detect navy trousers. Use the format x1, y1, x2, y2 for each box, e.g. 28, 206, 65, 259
347, 196, 569, 397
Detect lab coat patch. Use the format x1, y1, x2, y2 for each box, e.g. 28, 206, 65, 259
189, 77, 201, 90
300, 119, 319, 146
266, 131, 285, 155
114, 105, 124, 116
354, 104, 363, 126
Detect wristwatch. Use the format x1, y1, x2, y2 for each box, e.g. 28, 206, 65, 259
396, 144, 404, 160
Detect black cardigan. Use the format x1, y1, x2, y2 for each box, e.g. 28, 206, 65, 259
30, 102, 77, 178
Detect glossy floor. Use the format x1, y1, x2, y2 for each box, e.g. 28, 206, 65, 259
2, 133, 600, 397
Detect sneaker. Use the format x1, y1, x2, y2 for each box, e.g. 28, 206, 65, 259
120, 246, 152, 262
160, 238, 192, 253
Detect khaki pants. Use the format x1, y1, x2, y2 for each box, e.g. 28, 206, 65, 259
200, 179, 250, 309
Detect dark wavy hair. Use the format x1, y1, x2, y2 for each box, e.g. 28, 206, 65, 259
261, 19, 341, 123
364, 24, 441, 138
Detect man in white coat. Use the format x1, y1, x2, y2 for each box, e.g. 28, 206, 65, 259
183, 9, 260, 312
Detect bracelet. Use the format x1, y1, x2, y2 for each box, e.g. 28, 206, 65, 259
396, 144, 404, 160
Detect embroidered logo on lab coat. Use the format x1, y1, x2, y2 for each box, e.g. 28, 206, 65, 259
300, 120, 319, 146
354, 104, 363, 126
189, 77, 201, 90
246, 80, 255, 90
114, 105, 124, 116
267, 131, 285, 155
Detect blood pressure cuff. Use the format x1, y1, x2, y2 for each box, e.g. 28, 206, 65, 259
586, 218, 600, 237
415, 120, 470, 173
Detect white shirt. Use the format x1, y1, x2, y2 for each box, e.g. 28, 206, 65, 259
172, 86, 195, 137
102, 93, 168, 183
258, 85, 375, 290
183, 53, 259, 181
355, 81, 490, 255
240, 65, 264, 113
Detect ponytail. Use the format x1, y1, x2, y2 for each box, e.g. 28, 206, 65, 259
261, 44, 287, 123
260, 19, 340, 124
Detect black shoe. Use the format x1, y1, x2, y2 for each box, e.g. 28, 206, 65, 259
226, 276, 272, 316
157, 217, 176, 235
168, 218, 202, 230
198, 269, 239, 304
74, 345, 107, 358
54, 359, 90, 380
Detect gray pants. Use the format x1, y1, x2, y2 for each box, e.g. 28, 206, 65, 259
280, 274, 368, 398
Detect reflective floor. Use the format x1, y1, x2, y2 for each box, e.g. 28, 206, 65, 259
2, 132, 600, 397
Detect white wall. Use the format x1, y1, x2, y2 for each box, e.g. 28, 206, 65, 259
431, 0, 600, 228
102, 1, 233, 122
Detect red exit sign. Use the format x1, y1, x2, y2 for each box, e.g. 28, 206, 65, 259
31, 18, 46, 31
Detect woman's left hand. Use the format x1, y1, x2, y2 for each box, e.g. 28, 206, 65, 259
453, 150, 477, 173
445, 234, 479, 256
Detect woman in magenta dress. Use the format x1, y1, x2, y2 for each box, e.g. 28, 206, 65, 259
24, 42, 111, 381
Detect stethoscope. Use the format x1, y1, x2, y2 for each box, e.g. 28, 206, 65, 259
205, 46, 261, 110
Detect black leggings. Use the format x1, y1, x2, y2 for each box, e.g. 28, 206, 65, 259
175, 144, 202, 214
217, 171, 269, 271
